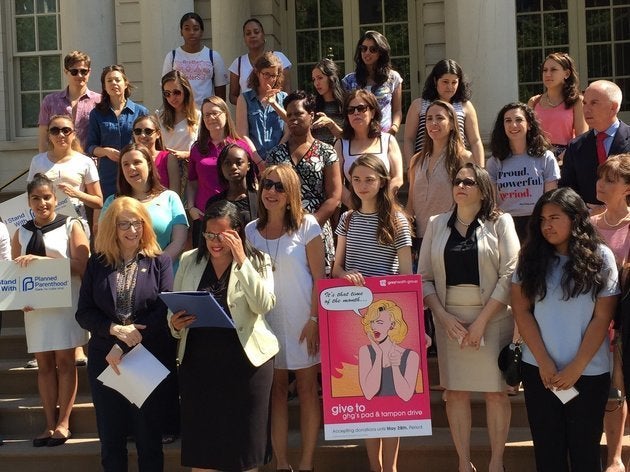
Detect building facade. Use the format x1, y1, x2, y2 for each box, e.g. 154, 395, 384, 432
0, 0, 628, 191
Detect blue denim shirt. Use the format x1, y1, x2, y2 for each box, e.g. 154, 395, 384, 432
86, 99, 148, 198
243, 89, 286, 159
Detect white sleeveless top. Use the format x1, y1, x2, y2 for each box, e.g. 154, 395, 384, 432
341, 133, 391, 180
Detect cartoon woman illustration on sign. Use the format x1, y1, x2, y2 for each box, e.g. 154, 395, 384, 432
359, 299, 420, 401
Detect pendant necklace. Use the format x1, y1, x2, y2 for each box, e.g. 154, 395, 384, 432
264, 227, 283, 271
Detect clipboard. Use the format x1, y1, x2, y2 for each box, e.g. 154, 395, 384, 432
159, 291, 235, 329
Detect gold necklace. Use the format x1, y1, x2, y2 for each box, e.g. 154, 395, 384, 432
603, 210, 630, 227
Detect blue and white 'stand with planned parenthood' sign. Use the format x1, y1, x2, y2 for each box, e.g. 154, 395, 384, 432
0, 259, 72, 310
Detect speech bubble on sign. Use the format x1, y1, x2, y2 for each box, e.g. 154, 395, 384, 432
319, 286, 373, 316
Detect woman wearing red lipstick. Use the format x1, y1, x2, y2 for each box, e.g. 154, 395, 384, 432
487, 102, 560, 242
419, 163, 520, 472
528, 52, 587, 163
359, 299, 419, 402
332, 154, 412, 472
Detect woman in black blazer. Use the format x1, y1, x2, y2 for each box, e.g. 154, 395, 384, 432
76, 196, 173, 472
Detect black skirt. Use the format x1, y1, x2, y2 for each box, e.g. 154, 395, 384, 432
179, 327, 273, 471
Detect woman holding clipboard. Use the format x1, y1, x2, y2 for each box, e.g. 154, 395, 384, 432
168, 200, 278, 471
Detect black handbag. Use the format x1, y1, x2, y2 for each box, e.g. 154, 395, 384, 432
498, 342, 522, 387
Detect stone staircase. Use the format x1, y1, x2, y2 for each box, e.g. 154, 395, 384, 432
0, 307, 625, 471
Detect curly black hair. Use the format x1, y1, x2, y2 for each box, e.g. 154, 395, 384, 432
516, 187, 604, 302
490, 102, 551, 161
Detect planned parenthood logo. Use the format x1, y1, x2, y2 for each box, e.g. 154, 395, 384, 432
0, 274, 68, 294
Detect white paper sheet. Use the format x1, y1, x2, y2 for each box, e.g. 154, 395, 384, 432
97, 344, 169, 407
552, 386, 579, 404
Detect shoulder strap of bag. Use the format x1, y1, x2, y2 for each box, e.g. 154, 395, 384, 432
171, 49, 176, 69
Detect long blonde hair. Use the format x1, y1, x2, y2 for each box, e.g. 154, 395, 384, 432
95, 196, 161, 266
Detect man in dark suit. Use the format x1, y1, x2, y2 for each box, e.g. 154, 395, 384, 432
560, 80, 630, 208
561, 79, 629, 472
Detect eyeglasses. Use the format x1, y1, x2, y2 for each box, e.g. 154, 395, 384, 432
67, 68, 89, 76
359, 45, 379, 54
117, 220, 143, 231
162, 89, 183, 98
203, 111, 224, 119
49, 126, 74, 136
261, 179, 285, 193
260, 72, 279, 80
132, 128, 156, 136
346, 104, 371, 115
453, 178, 477, 187
202, 231, 223, 241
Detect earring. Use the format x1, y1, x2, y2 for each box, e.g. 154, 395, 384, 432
286, 204, 290, 210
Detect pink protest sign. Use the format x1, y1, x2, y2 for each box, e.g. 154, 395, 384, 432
317, 274, 431, 440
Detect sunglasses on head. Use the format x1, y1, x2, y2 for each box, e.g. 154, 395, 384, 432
346, 104, 371, 115
49, 126, 74, 136
132, 128, 156, 136
262, 179, 285, 193
67, 68, 89, 76
453, 178, 477, 187
359, 45, 379, 54
162, 89, 183, 98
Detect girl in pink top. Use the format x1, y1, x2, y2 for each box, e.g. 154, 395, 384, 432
590, 153, 630, 472
187, 96, 261, 247
131, 115, 176, 192
528, 52, 587, 162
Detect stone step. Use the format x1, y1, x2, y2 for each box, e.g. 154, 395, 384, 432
1, 428, 625, 472
0, 395, 96, 436
0, 327, 29, 359
0, 388, 530, 438
0, 359, 91, 395
1, 310, 24, 329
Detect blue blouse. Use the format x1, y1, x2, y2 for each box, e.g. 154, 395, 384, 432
86, 99, 149, 198
243, 89, 286, 159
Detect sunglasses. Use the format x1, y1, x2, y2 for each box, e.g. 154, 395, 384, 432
132, 128, 156, 136
453, 178, 477, 187
359, 45, 379, 54
202, 231, 223, 241
67, 68, 89, 76
346, 104, 371, 115
162, 89, 183, 98
117, 220, 143, 231
261, 179, 285, 193
49, 126, 74, 136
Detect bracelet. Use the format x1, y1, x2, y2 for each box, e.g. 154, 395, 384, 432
309, 316, 319, 323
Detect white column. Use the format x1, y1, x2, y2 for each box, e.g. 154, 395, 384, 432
138, 0, 195, 111
444, 0, 519, 141
210, 0, 251, 111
